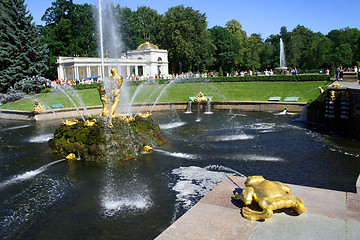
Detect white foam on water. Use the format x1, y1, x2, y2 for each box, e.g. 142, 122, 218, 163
243, 154, 283, 162
170, 166, 231, 209
2, 124, 32, 131
204, 112, 213, 115
101, 194, 152, 217
0, 176, 72, 233
258, 130, 276, 133
228, 113, 247, 117
154, 149, 197, 159
213, 134, 255, 141
248, 123, 276, 130
273, 110, 287, 115
159, 121, 186, 130
29, 133, 54, 143
0, 159, 65, 189
195, 118, 201, 122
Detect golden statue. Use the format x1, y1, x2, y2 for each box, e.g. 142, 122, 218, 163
330, 90, 336, 100
122, 115, 135, 122
143, 145, 153, 153
32, 100, 46, 113
97, 68, 124, 117
332, 83, 343, 88
191, 91, 212, 103
66, 153, 77, 161
64, 119, 79, 126
138, 112, 151, 118
233, 176, 305, 221
84, 119, 96, 127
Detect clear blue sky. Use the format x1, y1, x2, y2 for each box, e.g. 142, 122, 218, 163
25, 0, 360, 38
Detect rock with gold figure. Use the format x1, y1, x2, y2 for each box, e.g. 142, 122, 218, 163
233, 176, 305, 221
49, 115, 167, 162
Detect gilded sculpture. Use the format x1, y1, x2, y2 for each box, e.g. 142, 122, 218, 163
97, 68, 124, 117
233, 176, 305, 221
32, 100, 46, 113
189, 91, 212, 103
63, 119, 79, 126
138, 112, 152, 118
143, 145, 153, 153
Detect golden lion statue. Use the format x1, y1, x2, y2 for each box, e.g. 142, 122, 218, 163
233, 176, 305, 221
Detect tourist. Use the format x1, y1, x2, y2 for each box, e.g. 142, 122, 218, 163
336, 67, 340, 80
340, 67, 344, 80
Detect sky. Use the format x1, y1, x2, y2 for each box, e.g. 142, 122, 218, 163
24, 0, 360, 39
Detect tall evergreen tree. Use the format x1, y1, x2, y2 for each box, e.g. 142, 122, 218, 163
0, 0, 48, 93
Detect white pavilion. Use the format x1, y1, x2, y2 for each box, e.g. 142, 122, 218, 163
56, 41, 169, 81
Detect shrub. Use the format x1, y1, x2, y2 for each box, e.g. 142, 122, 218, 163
13, 76, 50, 94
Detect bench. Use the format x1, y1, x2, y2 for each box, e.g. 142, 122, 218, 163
51, 104, 64, 109
284, 97, 299, 102
268, 97, 281, 101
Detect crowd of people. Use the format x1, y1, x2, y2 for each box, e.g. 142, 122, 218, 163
51, 66, 356, 87
335, 66, 360, 81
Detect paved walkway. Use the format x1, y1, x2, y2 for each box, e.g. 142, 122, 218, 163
156, 176, 360, 240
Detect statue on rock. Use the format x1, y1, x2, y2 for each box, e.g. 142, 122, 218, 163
97, 68, 123, 117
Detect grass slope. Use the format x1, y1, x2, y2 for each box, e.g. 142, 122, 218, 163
1, 81, 330, 111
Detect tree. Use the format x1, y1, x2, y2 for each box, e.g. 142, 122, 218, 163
159, 5, 215, 73
40, 0, 96, 79
209, 26, 240, 73
114, 5, 162, 51
225, 19, 247, 69
244, 34, 264, 71
0, 0, 48, 93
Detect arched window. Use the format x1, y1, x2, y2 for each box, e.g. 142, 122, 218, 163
157, 57, 162, 62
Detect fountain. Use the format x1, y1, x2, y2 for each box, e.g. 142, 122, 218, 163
48, 66, 167, 161
1, 1, 360, 239
275, 38, 288, 72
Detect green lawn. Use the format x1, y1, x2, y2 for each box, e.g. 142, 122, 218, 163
1, 81, 330, 111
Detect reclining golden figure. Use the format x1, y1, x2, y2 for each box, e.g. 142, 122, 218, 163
233, 176, 305, 221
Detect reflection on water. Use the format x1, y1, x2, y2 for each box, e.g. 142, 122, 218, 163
1, 111, 360, 239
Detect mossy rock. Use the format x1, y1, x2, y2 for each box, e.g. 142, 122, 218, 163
49, 116, 167, 161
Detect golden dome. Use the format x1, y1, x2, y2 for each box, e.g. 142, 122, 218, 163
136, 41, 159, 50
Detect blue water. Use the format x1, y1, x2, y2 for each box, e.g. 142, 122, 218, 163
0, 111, 359, 239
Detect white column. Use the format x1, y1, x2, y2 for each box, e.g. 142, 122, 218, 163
74, 66, 79, 80
126, 66, 130, 78
98, 66, 102, 78
86, 66, 91, 78
57, 64, 64, 80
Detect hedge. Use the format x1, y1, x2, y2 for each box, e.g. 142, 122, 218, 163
41, 74, 331, 92
128, 74, 330, 86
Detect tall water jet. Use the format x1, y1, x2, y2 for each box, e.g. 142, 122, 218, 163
275, 38, 287, 73
54, 85, 86, 123
280, 38, 286, 68
97, 0, 130, 115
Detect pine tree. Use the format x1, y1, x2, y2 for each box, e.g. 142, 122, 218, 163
0, 0, 48, 93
